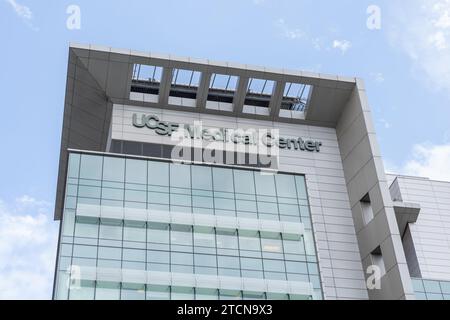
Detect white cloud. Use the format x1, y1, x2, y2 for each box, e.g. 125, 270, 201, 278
403, 143, 450, 181
379, 118, 391, 129
275, 19, 305, 40
332, 40, 352, 54
388, 143, 450, 181
5, 0, 32, 19
4, 0, 38, 31
0, 196, 58, 299
252, 0, 265, 5
275, 19, 347, 54
370, 72, 385, 83
434, 10, 450, 28
388, 0, 450, 91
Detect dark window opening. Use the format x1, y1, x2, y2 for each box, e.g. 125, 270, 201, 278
207, 93, 234, 104
110, 140, 277, 169
244, 97, 271, 108
130, 83, 160, 95
169, 87, 198, 100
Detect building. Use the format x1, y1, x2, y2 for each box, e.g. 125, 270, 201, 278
387, 175, 450, 299
52, 44, 449, 300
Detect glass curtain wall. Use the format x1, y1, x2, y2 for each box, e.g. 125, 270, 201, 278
54, 152, 322, 300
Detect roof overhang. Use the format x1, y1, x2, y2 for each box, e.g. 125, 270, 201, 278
55, 43, 360, 220
393, 201, 421, 236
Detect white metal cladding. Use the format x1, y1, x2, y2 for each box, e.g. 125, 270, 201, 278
392, 175, 450, 281
75, 204, 304, 239
73, 267, 315, 297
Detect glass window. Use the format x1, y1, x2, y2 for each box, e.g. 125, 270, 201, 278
241, 270, 264, 279
257, 201, 278, 214
69, 281, 95, 300
60, 244, 73, 256
196, 288, 218, 300
194, 228, 215, 248
170, 194, 191, 207
295, 176, 308, 199
283, 238, 305, 255
171, 226, 193, 246
78, 186, 101, 199
243, 292, 266, 300
68, 153, 80, 178
124, 222, 146, 242
303, 232, 316, 255
440, 281, 450, 294
171, 287, 194, 300
123, 248, 145, 262
79, 155, 103, 180
66, 184, 78, 197
65, 196, 77, 209
236, 200, 256, 212
263, 259, 285, 272
275, 174, 297, 198
219, 290, 242, 300
97, 259, 121, 268
147, 250, 169, 263
125, 190, 146, 202
95, 282, 120, 300
426, 293, 444, 300
148, 192, 169, 205
147, 262, 169, 272
213, 168, 234, 192
99, 222, 123, 240
216, 230, 238, 249
261, 237, 283, 253
71, 257, 95, 268
254, 173, 276, 196
239, 233, 261, 252
193, 196, 213, 208
98, 246, 121, 260
171, 252, 193, 265
121, 283, 145, 300
265, 271, 286, 280
278, 203, 299, 216
412, 279, 425, 292
73, 245, 97, 259
102, 188, 124, 201
285, 261, 308, 274
61, 211, 75, 237
146, 285, 170, 300
415, 292, 427, 300
195, 254, 217, 267
147, 223, 169, 244
308, 263, 319, 275
233, 170, 255, 194
214, 198, 235, 210
170, 164, 191, 189
125, 159, 146, 184
423, 280, 442, 293
103, 157, 125, 182
148, 161, 169, 186
240, 257, 263, 270
218, 256, 240, 269
125, 201, 146, 209
267, 293, 289, 300
74, 220, 98, 239
192, 166, 212, 190
171, 264, 193, 273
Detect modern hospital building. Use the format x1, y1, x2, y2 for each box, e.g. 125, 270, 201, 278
52, 44, 450, 300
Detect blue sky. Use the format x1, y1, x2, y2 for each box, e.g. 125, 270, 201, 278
1, 0, 449, 299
